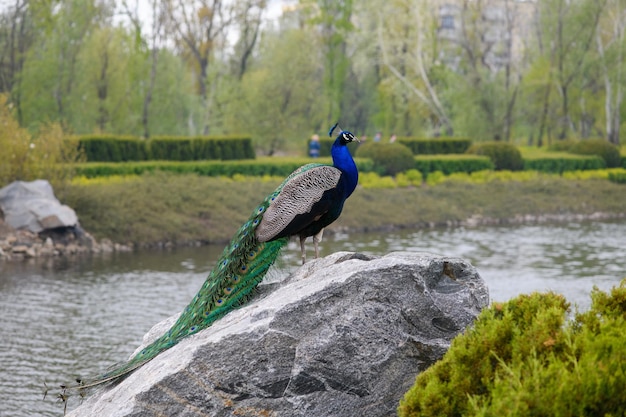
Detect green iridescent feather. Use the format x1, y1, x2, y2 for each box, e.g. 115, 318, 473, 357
64, 169, 327, 390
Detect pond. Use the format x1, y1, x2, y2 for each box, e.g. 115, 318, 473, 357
1, 220, 625, 416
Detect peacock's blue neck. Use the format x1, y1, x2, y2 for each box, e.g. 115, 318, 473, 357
331, 137, 359, 198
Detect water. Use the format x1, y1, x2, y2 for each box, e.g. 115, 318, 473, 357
1, 221, 625, 417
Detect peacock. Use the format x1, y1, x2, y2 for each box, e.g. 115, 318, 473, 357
56, 123, 359, 395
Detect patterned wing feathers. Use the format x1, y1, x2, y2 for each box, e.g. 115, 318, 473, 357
255, 165, 341, 242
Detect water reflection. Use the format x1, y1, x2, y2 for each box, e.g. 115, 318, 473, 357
1, 221, 625, 416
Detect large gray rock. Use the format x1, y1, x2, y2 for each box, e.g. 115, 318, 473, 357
0, 180, 78, 233
68, 251, 489, 417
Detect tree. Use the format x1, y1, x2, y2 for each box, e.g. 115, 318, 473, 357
300, 0, 353, 125
373, 0, 453, 136
596, 0, 626, 145
121, 0, 169, 138
16, 0, 112, 129
534, 0, 606, 142
224, 27, 327, 155
0, 0, 32, 117
167, 0, 239, 135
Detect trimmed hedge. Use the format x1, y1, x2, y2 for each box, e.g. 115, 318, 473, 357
398, 137, 472, 155
70, 135, 255, 162
523, 154, 605, 173
608, 171, 626, 184
466, 142, 524, 171
414, 155, 494, 176
310, 136, 471, 157
74, 158, 375, 178
355, 142, 416, 175
569, 138, 621, 168
72, 135, 149, 162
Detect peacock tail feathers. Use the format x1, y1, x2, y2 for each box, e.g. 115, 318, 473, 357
58, 127, 358, 396
65, 182, 293, 391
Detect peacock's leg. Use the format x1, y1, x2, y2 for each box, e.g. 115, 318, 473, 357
313, 228, 324, 259
299, 235, 307, 265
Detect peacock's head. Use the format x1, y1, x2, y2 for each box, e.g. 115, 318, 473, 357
338, 131, 357, 145
328, 123, 359, 145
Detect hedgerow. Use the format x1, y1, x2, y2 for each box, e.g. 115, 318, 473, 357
466, 142, 524, 171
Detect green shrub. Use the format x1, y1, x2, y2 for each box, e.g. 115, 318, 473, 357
149, 137, 195, 161
547, 139, 578, 152
523, 154, 605, 173
355, 142, 416, 175
149, 136, 255, 161
75, 135, 148, 162
398, 137, 472, 155
608, 170, 626, 184
398, 280, 626, 417
569, 139, 621, 168
414, 155, 494, 176
74, 135, 255, 162
74, 157, 376, 178
0, 94, 84, 188
466, 142, 524, 171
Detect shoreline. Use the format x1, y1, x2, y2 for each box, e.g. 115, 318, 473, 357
1, 211, 624, 262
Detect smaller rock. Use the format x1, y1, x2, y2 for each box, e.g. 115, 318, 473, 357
11, 245, 29, 254
0, 180, 78, 233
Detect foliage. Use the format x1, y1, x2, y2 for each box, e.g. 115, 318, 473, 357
569, 139, 622, 168
73, 158, 376, 178
608, 171, 626, 184
547, 139, 579, 152
562, 168, 626, 181
523, 155, 605, 173
73, 135, 149, 162
398, 280, 626, 417
3, 0, 626, 152
72, 135, 255, 162
426, 170, 549, 186
150, 136, 255, 161
398, 137, 472, 155
358, 172, 398, 189
221, 28, 328, 155
0, 95, 83, 189
355, 142, 415, 175
466, 142, 524, 171
414, 155, 494, 176
395, 169, 424, 187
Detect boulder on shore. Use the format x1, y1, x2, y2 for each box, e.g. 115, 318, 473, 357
0, 179, 77, 233
68, 251, 489, 417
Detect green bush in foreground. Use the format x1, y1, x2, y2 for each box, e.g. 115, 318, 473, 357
399, 279, 626, 417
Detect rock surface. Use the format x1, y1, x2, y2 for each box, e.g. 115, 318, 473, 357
68, 251, 489, 417
0, 180, 131, 259
0, 180, 78, 233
